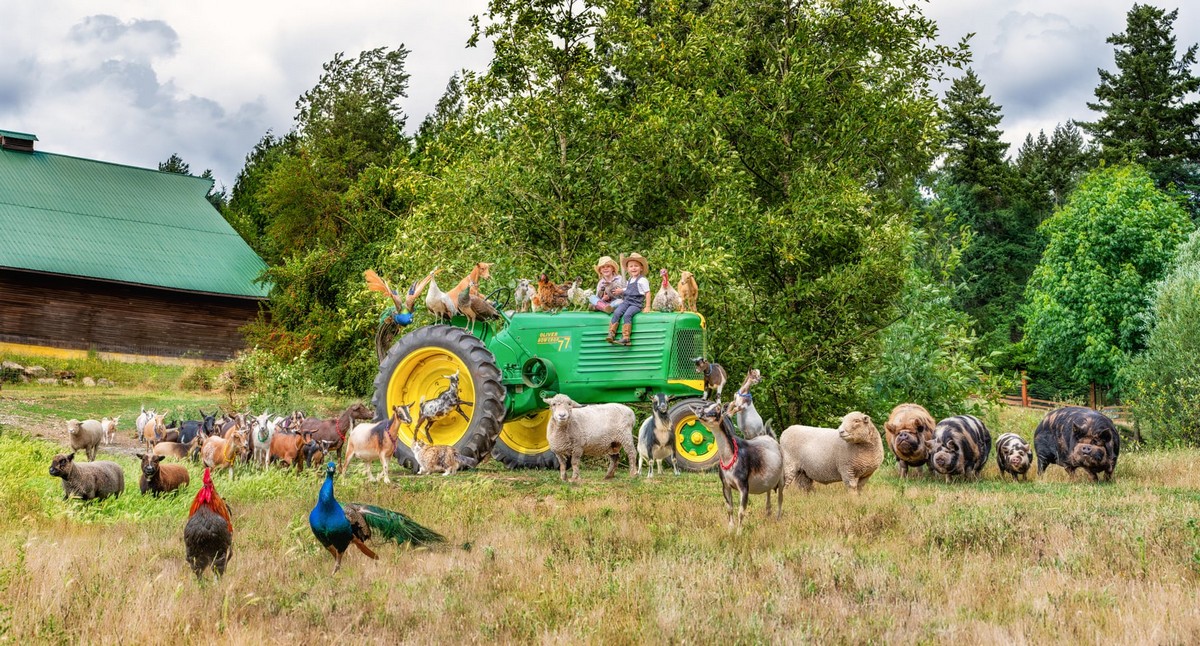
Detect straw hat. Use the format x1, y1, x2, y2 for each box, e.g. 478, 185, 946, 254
623, 252, 649, 276
594, 256, 620, 278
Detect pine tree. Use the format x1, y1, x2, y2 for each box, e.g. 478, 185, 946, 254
1077, 4, 1200, 202
942, 68, 1010, 211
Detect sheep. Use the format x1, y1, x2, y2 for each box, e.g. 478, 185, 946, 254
541, 394, 636, 481
66, 419, 105, 461
100, 416, 120, 445
137, 452, 191, 496
48, 453, 124, 501
780, 412, 883, 495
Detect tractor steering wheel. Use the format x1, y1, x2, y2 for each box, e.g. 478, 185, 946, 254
487, 286, 513, 312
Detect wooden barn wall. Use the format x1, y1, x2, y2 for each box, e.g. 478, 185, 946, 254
0, 269, 265, 360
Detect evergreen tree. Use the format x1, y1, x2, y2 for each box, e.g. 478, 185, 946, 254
942, 69, 1010, 211
1078, 4, 1200, 204
158, 153, 190, 175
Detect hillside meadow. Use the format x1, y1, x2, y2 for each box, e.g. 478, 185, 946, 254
1, 387, 1200, 644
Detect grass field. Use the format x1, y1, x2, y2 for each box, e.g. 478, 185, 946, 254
2, 386, 1200, 644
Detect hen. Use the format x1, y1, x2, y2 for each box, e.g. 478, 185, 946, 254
536, 274, 570, 312
309, 462, 446, 573
184, 468, 233, 580
652, 268, 683, 312
457, 280, 501, 332
425, 268, 458, 321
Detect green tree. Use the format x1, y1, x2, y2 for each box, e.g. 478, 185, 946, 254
158, 153, 227, 210
942, 68, 1010, 210
1022, 164, 1191, 393
1078, 4, 1200, 203
158, 153, 190, 175
1122, 228, 1200, 444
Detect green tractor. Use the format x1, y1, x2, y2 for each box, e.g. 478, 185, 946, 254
373, 307, 725, 472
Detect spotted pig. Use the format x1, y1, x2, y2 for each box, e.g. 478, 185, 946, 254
995, 433, 1032, 482
929, 415, 991, 482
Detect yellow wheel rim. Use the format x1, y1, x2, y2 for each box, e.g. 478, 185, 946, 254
499, 410, 551, 455
386, 347, 474, 448
674, 414, 717, 463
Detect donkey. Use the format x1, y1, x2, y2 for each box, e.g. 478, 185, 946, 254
341, 404, 413, 483
414, 372, 473, 442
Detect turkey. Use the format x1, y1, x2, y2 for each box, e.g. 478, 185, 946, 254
652, 268, 682, 312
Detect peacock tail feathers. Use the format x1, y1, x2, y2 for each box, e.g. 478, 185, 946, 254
352, 503, 446, 547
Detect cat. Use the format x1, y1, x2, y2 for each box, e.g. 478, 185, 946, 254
412, 438, 478, 476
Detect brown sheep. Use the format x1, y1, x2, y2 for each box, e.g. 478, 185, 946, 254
137, 452, 191, 496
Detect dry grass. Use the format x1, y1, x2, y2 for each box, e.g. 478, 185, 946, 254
2, 399, 1200, 644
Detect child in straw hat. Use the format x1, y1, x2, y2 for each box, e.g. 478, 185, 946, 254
589, 256, 626, 314
607, 253, 650, 346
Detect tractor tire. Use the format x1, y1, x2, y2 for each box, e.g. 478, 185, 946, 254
492, 410, 559, 469
373, 325, 505, 472
669, 397, 723, 472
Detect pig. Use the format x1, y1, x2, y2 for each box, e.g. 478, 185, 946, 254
884, 403, 936, 478
1033, 406, 1119, 482
928, 415, 992, 482
995, 433, 1033, 482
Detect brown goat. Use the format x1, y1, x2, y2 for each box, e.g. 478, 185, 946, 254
269, 432, 307, 472
137, 452, 191, 496
202, 429, 245, 478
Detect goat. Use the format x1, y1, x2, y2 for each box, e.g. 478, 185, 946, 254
100, 416, 120, 445
694, 401, 783, 531
693, 357, 728, 403
414, 372, 472, 443
140, 413, 167, 449
137, 452, 190, 496
637, 393, 679, 477
299, 403, 374, 458
135, 406, 155, 443
268, 432, 307, 472
66, 419, 105, 461
202, 428, 245, 478
676, 271, 699, 312
542, 394, 637, 481
341, 404, 413, 483
251, 411, 281, 468
725, 369, 773, 439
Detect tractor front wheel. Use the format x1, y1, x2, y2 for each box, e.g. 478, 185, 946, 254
373, 325, 505, 471
492, 410, 559, 469
669, 398, 722, 472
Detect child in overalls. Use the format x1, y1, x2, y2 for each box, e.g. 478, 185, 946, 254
589, 255, 626, 313
607, 253, 650, 346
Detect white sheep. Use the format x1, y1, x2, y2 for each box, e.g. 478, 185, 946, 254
542, 394, 636, 481
66, 419, 105, 461
780, 412, 883, 495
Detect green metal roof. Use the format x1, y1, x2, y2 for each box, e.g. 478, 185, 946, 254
0, 146, 269, 299
0, 129, 38, 140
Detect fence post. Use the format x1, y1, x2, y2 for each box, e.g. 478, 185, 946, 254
1021, 373, 1029, 407
1089, 382, 1097, 409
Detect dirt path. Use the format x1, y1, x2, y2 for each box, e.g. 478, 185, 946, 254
0, 394, 145, 459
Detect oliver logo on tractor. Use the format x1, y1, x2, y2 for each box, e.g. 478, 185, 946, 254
371, 276, 727, 472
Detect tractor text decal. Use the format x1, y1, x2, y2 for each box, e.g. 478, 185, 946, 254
537, 332, 571, 351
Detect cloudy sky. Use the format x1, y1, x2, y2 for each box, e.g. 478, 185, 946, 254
2, 1, 1196, 190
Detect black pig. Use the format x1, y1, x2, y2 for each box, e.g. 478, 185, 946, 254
1033, 406, 1119, 482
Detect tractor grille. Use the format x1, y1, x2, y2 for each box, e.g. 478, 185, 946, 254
671, 329, 704, 380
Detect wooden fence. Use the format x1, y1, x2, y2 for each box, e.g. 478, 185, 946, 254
1000, 393, 1136, 433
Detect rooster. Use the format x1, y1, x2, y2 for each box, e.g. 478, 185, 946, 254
309, 462, 445, 573
184, 468, 233, 580
536, 274, 570, 312
364, 268, 435, 327
652, 268, 683, 312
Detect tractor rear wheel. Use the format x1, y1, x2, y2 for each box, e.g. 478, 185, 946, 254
492, 410, 559, 469
373, 325, 505, 471
669, 398, 722, 471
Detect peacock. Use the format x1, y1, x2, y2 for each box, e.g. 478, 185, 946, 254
308, 462, 446, 573
364, 268, 435, 327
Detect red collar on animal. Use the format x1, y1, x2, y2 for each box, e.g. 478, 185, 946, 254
719, 435, 738, 470
335, 418, 346, 441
